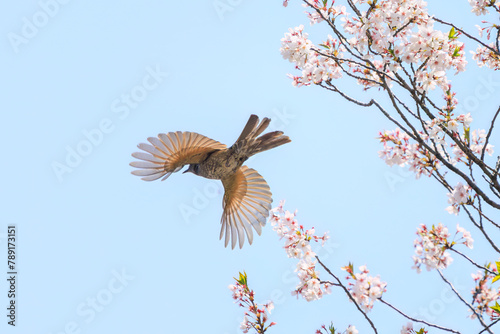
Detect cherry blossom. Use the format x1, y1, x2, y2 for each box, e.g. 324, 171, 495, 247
468, 0, 500, 16
229, 272, 276, 333
378, 128, 439, 179
379, 116, 493, 182
400, 322, 428, 333
470, 262, 500, 320
342, 264, 387, 312
346, 325, 359, 334
316, 323, 358, 334
412, 223, 474, 273
412, 223, 452, 273
445, 182, 473, 215
271, 201, 330, 301
281, 0, 468, 92
280, 26, 344, 86
471, 44, 500, 69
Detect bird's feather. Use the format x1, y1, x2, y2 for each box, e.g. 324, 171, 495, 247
220, 166, 272, 249
130, 131, 226, 181
232, 115, 290, 158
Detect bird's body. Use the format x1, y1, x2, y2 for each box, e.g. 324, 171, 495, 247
190, 149, 244, 179
130, 115, 290, 249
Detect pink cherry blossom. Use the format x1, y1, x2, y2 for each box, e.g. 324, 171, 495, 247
342, 264, 387, 312
271, 201, 330, 301
282, 0, 468, 92
412, 223, 453, 273
412, 223, 473, 273
445, 182, 473, 215
470, 262, 500, 320
229, 272, 276, 333
468, 0, 500, 16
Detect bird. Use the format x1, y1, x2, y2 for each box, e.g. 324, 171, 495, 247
130, 115, 291, 249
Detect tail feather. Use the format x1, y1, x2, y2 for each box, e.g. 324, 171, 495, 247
235, 115, 260, 143
233, 115, 291, 157
251, 118, 271, 139
251, 132, 291, 154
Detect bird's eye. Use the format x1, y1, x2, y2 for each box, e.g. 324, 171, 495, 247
193, 164, 200, 173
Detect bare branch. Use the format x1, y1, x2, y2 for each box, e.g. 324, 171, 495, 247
379, 298, 461, 334
462, 205, 500, 253
481, 105, 500, 160
448, 248, 497, 274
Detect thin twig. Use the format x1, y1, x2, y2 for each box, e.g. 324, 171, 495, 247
379, 298, 461, 334
434, 17, 499, 56
481, 106, 500, 160
315, 256, 378, 334
448, 248, 496, 275
462, 205, 500, 254
437, 269, 493, 333
479, 319, 500, 334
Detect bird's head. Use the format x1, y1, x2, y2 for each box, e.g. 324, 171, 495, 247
183, 164, 200, 175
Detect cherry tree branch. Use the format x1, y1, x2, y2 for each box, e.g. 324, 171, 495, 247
461, 205, 500, 254
433, 17, 500, 56
379, 298, 461, 334
437, 269, 493, 333
448, 248, 497, 275
480, 319, 500, 334
481, 105, 500, 160
315, 256, 378, 334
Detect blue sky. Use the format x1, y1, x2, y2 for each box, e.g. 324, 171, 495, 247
1, 0, 499, 333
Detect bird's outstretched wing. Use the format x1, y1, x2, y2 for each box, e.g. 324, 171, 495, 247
220, 166, 272, 249
130, 131, 226, 181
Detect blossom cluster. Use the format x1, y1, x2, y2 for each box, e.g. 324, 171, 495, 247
412, 223, 473, 273
445, 182, 473, 215
468, 0, 500, 16
471, 44, 500, 70
229, 272, 276, 333
281, 0, 468, 92
378, 128, 439, 179
280, 25, 344, 86
378, 120, 493, 182
378, 107, 485, 179
342, 264, 387, 312
316, 323, 359, 334
470, 262, 500, 320
271, 201, 330, 302
400, 322, 428, 334
451, 128, 494, 163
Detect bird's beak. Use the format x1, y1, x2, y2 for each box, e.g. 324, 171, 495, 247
183, 165, 192, 174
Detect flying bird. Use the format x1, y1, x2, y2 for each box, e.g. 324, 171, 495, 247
130, 115, 291, 249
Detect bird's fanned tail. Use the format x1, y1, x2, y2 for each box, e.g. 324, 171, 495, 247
233, 115, 291, 158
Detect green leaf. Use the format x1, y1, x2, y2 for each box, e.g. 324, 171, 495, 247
235, 271, 248, 286
464, 127, 470, 145
416, 329, 427, 334
493, 274, 500, 283
491, 301, 500, 314
327, 322, 336, 334
448, 27, 456, 39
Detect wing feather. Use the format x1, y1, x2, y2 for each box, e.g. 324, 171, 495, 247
130, 131, 226, 181
220, 166, 272, 249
